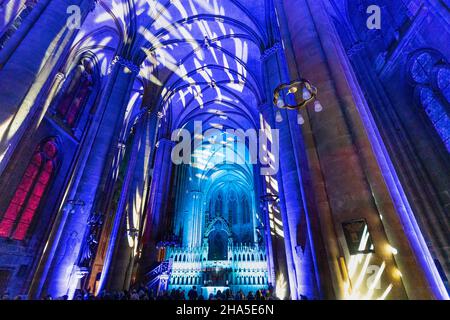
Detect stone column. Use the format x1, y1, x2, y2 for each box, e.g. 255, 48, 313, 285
261, 27, 324, 297
344, 23, 450, 298
100, 111, 150, 292
189, 190, 203, 248
280, 0, 445, 299
0, 0, 95, 175
139, 135, 175, 278
258, 98, 302, 300
99, 109, 159, 292
251, 157, 275, 287
182, 188, 203, 249
30, 56, 139, 299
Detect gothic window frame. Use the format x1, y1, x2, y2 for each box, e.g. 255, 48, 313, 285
0, 0, 37, 49
227, 189, 236, 224
0, 137, 59, 241
51, 54, 99, 133
408, 49, 450, 152
241, 195, 250, 224
432, 64, 450, 104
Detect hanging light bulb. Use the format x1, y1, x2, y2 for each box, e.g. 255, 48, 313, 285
302, 86, 312, 100
288, 86, 298, 94
297, 112, 305, 125
314, 100, 323, 113
276, 110, 283, 123
276, 95, 285, 108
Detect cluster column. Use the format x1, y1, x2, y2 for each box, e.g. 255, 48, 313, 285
139, 135, 175, 278
29, 56, 139, 299
279, 0, 443, 299
0, 0, 95, 175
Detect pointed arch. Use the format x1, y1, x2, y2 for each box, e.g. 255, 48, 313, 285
0, 137, 59, 240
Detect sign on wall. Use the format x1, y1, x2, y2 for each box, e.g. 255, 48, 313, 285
342, 219, 374, 255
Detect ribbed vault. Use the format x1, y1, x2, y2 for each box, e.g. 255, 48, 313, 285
69, 0, 269, 135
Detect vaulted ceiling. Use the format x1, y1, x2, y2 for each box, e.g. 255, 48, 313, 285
71, 0, 273, 135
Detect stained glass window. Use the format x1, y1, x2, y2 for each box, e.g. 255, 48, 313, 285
410, 52, 435, 84
57, 64, 93, 128
436, 67, 450, 104
0, 138, 58, 240
409, 51, 450, 152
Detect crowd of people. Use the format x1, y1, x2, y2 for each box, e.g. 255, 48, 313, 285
74, 284, 280, 300
1, 284, 282, 300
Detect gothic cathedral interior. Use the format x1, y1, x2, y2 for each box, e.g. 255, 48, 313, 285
0, 0, 449, 300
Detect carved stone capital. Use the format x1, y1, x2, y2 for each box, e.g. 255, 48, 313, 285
110, 56, 140, 74
347, 42, 366, 58
55, 72, 65, 81
261, 42, 282, 61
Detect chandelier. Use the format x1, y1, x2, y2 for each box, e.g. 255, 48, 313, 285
273, 79, 323, 125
